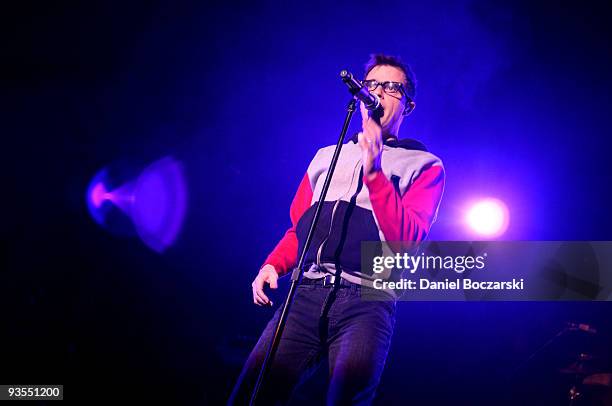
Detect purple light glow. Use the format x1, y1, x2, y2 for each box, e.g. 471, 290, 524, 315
90, 182, 108, 208
86, 156, 188, 252
105, 182, 136, 214
86, 168, 116, 228
465, 198, 510, 239
132, 157, 187, 252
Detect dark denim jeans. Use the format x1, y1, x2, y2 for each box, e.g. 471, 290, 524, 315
228, 282, 396, 405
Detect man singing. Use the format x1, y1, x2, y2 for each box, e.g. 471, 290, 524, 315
229, 54, 445, 405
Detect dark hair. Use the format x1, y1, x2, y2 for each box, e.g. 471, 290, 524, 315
364, 53, 416, 99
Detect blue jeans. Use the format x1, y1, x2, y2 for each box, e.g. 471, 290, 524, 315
228, 282, 396, 405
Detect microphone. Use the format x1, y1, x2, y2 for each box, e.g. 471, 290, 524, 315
340, 69, 382, 112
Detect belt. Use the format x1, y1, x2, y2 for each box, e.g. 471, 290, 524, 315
300, 274, 355, 288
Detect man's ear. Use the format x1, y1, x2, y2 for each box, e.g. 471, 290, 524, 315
403, 100, 416, 116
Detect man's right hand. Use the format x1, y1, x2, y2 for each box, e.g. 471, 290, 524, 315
252, 264, 278, 306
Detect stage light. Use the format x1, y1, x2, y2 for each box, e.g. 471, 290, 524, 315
90, 182, 108, 208
86, 156, 187, 252
465, 198, 509, 238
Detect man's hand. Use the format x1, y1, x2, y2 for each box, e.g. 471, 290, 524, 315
358, 114, 383, 180
252, 264, 278, 306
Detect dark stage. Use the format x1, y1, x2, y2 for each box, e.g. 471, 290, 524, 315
3, 1, 612, 404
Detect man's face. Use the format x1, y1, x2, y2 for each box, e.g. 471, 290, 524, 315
360, 64, 408, 136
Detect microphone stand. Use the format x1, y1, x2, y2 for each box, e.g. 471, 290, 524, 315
249, 98, 358, 405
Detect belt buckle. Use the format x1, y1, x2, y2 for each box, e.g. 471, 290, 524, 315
322, 274, 335, 286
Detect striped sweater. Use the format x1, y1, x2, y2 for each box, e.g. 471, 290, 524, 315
263, 135, 445, 293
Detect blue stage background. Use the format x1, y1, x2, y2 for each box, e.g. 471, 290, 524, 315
3, 1, 612, 404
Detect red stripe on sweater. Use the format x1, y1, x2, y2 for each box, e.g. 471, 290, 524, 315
262, 172, 313, 276
364, 164, 445, 246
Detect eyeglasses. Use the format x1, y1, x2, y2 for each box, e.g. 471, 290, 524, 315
361, 79, 406, 96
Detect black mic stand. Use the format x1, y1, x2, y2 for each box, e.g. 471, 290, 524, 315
249, 97, 358, 405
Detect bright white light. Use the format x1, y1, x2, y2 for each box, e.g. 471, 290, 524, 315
466, 198, 509, 238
